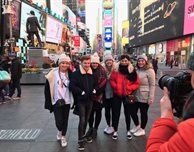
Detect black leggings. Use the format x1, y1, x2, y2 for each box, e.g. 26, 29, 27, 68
104, 98, 113, 126
130, 102, 149, 129
88, 102, 103, 129
124, 103, 140, 131
53, 104, 70, 136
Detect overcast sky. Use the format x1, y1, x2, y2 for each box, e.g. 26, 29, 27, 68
86, 0, 128, 40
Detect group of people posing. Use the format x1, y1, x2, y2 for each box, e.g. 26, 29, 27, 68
44, 53, 156, 151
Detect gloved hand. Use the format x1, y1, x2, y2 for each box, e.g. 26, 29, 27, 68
81, 91, 85, 95
93, 89, 96, 94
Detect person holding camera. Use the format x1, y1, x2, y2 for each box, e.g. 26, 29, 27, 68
146, 52, 194, 152
110, 54, 140, 140
69, 55, 98, 151
44, 54, 73, 147
131, 55, 155, 137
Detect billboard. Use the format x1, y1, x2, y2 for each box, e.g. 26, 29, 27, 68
184, 0, 194, 35
129, 0, 185, 47
104, 27, 112, 42
50, 0, 63, 17
73, 36, 80, 47
32, 0, 47, 8
12, 1, 21, 38
20, 2, 46, 42
78, 0, 86, 23
46, 16, 63, 44
122, 20, 129, 38
103, 0, 113, 9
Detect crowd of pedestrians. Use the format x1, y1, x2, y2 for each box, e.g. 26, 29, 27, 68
44, 52, 156, 151
0, 55, 22, 104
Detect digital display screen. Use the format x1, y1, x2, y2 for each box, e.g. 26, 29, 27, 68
32, 0, 47, 8
20, 2, 46, 42
50, 0, 63, 17
129, 0, 185, 47
46, 16, 63, 43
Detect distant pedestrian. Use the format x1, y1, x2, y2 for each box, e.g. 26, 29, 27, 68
152, 57, 158, 78
86, 53, 107, 140
9, 56, 22, 100
103, 54, 115, 135
69, 55, 98, 151
170, 58, 174, 69
44, 54, 73, 147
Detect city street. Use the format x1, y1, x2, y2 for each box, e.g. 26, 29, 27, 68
0, 66, 184, 152
0, 85, 164, 152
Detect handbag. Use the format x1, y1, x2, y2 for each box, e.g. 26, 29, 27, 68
0, 70, 11, 84
125, 92, 137, 104
123, 77, 137, 104
55, 99, 66, 107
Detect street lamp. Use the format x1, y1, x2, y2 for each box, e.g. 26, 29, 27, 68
2, 0, 14, 52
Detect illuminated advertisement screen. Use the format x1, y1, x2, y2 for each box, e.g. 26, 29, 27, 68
46, 16, 63, 44
184, 0, 194, 35
32, 0, 47, 8
50, 0, 62, 17
20, 2, 46, 42
129, 0, 185, 47
12, 1, 21, 38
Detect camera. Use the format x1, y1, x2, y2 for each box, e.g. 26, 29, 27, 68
159, 71, 193, 117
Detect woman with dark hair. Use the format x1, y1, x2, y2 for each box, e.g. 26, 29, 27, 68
130, 54, 155, 137
110, 54, 140, 140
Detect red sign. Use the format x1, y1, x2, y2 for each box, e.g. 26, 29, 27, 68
73, 36, 80, 47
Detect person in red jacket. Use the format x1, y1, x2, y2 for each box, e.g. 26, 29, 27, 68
110, 54, 140, 140
146, 52, 194, 152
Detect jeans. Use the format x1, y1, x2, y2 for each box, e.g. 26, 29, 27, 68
104, 98, 113, 126
88, 101, 103, 129
78, 101, 93, 141
53, 104, 70, 136
9, 79, 21, 97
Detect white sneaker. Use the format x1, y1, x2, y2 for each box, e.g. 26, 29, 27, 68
130, 125, 140, 133
133, 128, 145, 137
127, 131, 132, 140
61, 136, 67, 147
5, 96, 12, 100
57, 131, 62, 140
112, 131, 118, 140
104, 126, 114, 135
12, 97, 21, 100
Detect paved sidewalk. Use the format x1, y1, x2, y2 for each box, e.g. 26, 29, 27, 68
0, 85, 164, 152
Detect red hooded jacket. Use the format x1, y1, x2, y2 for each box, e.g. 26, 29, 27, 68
110, 65, 140, 97
146, 118, 194, 152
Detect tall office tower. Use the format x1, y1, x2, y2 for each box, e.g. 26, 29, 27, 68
63, 0, 78, 16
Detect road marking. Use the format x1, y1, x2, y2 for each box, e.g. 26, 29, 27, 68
0, 129, 42, 141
